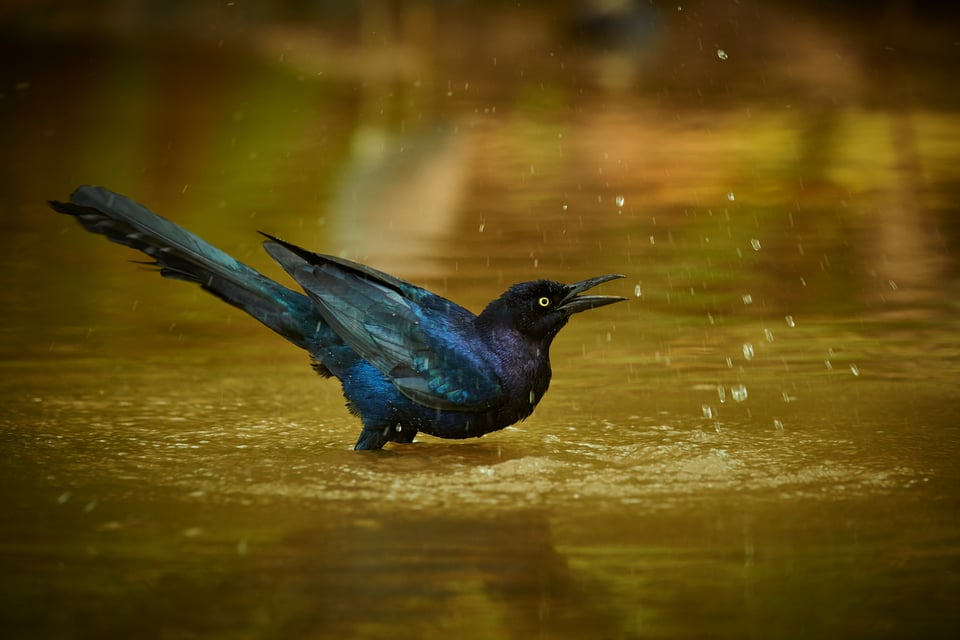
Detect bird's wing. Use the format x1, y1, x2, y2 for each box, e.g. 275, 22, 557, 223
262, 235, 502, 411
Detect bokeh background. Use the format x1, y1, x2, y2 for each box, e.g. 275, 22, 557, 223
2, 1, 959, 638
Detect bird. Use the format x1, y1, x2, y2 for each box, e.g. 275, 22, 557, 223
49, 186, 626, 450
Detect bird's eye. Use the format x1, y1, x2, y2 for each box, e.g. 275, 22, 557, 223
538, 296, 551, 307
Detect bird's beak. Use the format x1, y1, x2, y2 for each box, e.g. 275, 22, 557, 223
558, 274, 627, 315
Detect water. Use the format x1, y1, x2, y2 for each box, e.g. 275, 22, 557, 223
2, 4, 960, 638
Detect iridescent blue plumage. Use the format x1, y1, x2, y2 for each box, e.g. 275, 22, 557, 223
50, 186, 626, 450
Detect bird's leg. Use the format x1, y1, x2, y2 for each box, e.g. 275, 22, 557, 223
392, 426, 418, 443
354, 427, 390, 450
353, 423, 418, 449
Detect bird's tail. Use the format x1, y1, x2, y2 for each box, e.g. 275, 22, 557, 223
49, 185, 320, 350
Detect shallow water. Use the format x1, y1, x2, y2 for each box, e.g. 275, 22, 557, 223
2, 4, 960, 638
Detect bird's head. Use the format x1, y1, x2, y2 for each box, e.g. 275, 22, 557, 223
480, 274, 626, 344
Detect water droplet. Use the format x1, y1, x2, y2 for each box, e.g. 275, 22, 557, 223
615, 195, 625, 207
726, 191, 735, 201
750, 238, 762, 251
701, 405, 714, 419
731, 384, 748, 402
562, 204, 568, 211
717, 48, 729, 61
725, 357, 733, 368
717, 385, 726, 404
888, 279, 898, 290
742, 293, 753, 305
850, 364, 860, 377
764, 328, 774, 342
634, 284, 642, 297
785, 315, 795, 327
742, 343, 754, 360
773, 419, 784, 431
478, 221, 485, 232
824, 360, 833, 370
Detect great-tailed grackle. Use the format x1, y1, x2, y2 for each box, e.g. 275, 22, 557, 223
50, 186, 626, 450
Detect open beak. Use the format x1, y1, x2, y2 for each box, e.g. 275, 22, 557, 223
557, 274, 627, 315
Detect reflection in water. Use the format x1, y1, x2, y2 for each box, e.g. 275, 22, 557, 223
2, 2, 960, 638
252, 513, 580, 639
330, 124, 467, 277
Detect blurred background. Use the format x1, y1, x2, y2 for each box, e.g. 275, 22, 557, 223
1, 1, 959, 638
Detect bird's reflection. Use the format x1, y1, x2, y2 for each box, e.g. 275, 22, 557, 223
75, 508, 634, 638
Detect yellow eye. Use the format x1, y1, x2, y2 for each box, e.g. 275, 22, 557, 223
538, 296, 551, 307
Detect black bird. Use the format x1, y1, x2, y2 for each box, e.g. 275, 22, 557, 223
49, 186, 626, 450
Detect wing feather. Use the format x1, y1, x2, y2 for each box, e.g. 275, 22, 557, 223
262, 236, 501, 411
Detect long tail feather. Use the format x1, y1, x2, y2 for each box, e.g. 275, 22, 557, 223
50, 186, 319, 349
